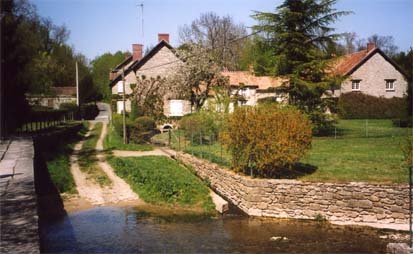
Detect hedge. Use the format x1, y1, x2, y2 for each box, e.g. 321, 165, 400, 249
338, 92, 408, 119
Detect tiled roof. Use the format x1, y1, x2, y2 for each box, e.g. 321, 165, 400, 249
330, 48, 375, 76
51, 87, 76, 96
221, 71, 285, 90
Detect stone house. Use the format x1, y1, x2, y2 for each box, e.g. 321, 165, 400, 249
109, 33, 191, 116
331, 43, 408, 98
26, 86, 77, 109
221, 70, 286, 110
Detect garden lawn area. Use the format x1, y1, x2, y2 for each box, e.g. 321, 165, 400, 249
154, 119, 411, 184
103, 123, 153, 151
300, 119, 411, 183
44, 122, 87, 193
107, 155, 214, 212
78, 122, 112, 187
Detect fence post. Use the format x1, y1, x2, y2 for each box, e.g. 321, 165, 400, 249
365, 119, 369, 138
200, 131, 203, 158
178, 127, 181, 150
168, 129, 171, 147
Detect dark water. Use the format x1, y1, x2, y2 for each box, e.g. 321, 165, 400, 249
40, 206, 391, 254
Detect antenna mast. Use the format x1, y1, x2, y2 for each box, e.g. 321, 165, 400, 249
138, 2, 144, 38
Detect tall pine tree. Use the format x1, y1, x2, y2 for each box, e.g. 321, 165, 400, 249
253, 0, 350, 134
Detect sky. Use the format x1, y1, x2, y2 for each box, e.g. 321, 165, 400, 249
32, 0, 413, 61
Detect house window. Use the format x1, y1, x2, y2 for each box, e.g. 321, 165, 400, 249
351, 80, 361, 91
385, 80, 395, 91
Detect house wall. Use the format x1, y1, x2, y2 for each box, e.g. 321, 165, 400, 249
112, 46, 191, 116
27, 96, 76, 109
175, 151, 409, 226
340, 53, 407, 98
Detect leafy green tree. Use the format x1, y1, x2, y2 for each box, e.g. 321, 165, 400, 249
91, 51, 129, 100
252, 0, 350, 134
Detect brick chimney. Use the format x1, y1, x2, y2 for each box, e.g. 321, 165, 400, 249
158, 33, 170, 43
132, 44, 143, 61
367, 42, 376, 52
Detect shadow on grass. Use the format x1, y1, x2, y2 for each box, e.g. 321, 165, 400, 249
254, 163, 318, 180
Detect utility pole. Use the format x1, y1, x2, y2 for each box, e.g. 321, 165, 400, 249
410, 46, 413, 248
76, 61, 79, 106
121, 68, 127, 144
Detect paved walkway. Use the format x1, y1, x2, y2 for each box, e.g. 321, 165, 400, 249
0, 138, 40, 254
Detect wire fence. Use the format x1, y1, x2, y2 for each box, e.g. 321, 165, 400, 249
153, 118, 412, 167
15, 110, 76, 135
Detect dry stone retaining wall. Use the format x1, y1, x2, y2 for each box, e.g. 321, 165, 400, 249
175, 152, 409, 225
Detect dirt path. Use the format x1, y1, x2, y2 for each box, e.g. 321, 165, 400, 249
69, 122, 140, 206
96, 123, 140, 203
112, 149, 169, 157
70, 122, 106, 205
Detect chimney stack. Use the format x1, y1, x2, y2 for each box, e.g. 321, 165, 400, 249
158, 33, 170, 43
367, 42, 376, 52
132, 44, 143, 61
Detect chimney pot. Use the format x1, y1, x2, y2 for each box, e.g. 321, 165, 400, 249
367, 42, 376, 52
132, 44, 143, 61
158, 33, 170, 43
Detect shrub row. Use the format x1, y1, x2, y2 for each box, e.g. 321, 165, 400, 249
179, 111, 223, 144
112, 114, 157, 144
221, 104, 312, 178
338, 92, 408, 119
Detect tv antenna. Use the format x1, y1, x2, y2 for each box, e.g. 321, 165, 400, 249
138, 2, 144, 38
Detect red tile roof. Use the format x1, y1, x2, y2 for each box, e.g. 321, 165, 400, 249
221, 71, 286, 90
51, 87, 76, 96
330, 47, 375, 76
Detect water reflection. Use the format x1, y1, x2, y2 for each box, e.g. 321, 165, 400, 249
40, 206, 390, 253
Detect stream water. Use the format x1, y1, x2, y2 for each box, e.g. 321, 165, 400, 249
39, 205, 395, 254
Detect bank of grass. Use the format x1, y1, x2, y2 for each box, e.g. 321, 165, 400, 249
108, 155, 214, 212
44, 122, 87, 193
103, 123, 153, 151
153, 119, 411, 184
78, 122, 112, 187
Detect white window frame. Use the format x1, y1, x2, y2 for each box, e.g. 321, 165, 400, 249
351, 80, 361, 91
385, 80, 395, 91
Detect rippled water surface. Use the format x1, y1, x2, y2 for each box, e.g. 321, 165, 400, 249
40, 206, 390, 253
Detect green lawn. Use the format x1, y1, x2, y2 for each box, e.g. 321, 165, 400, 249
103, 123, 153, 151
300, 119, 410, 183
78, 122, 112, 187
108, 155, 214, 212
153, 119, 411, 184
44, 122, 87, 193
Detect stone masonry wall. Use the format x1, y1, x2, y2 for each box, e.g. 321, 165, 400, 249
175, 151, 409, 225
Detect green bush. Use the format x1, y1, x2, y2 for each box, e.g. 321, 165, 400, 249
59, 102, 78, 112
179, 111, 222, 144
80, 103, 99, 120
135, 116, 156, 131
338, 93, 408, 119
221, 104, 312, 178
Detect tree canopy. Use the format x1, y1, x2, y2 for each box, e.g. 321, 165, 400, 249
252, 0, 351, 134
91, 51, 129, 100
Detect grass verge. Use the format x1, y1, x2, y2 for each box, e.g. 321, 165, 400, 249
42, 122, 87, 193
103, 123, 153, 151
108, 155, 214, 212
78, 122, 112, 187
